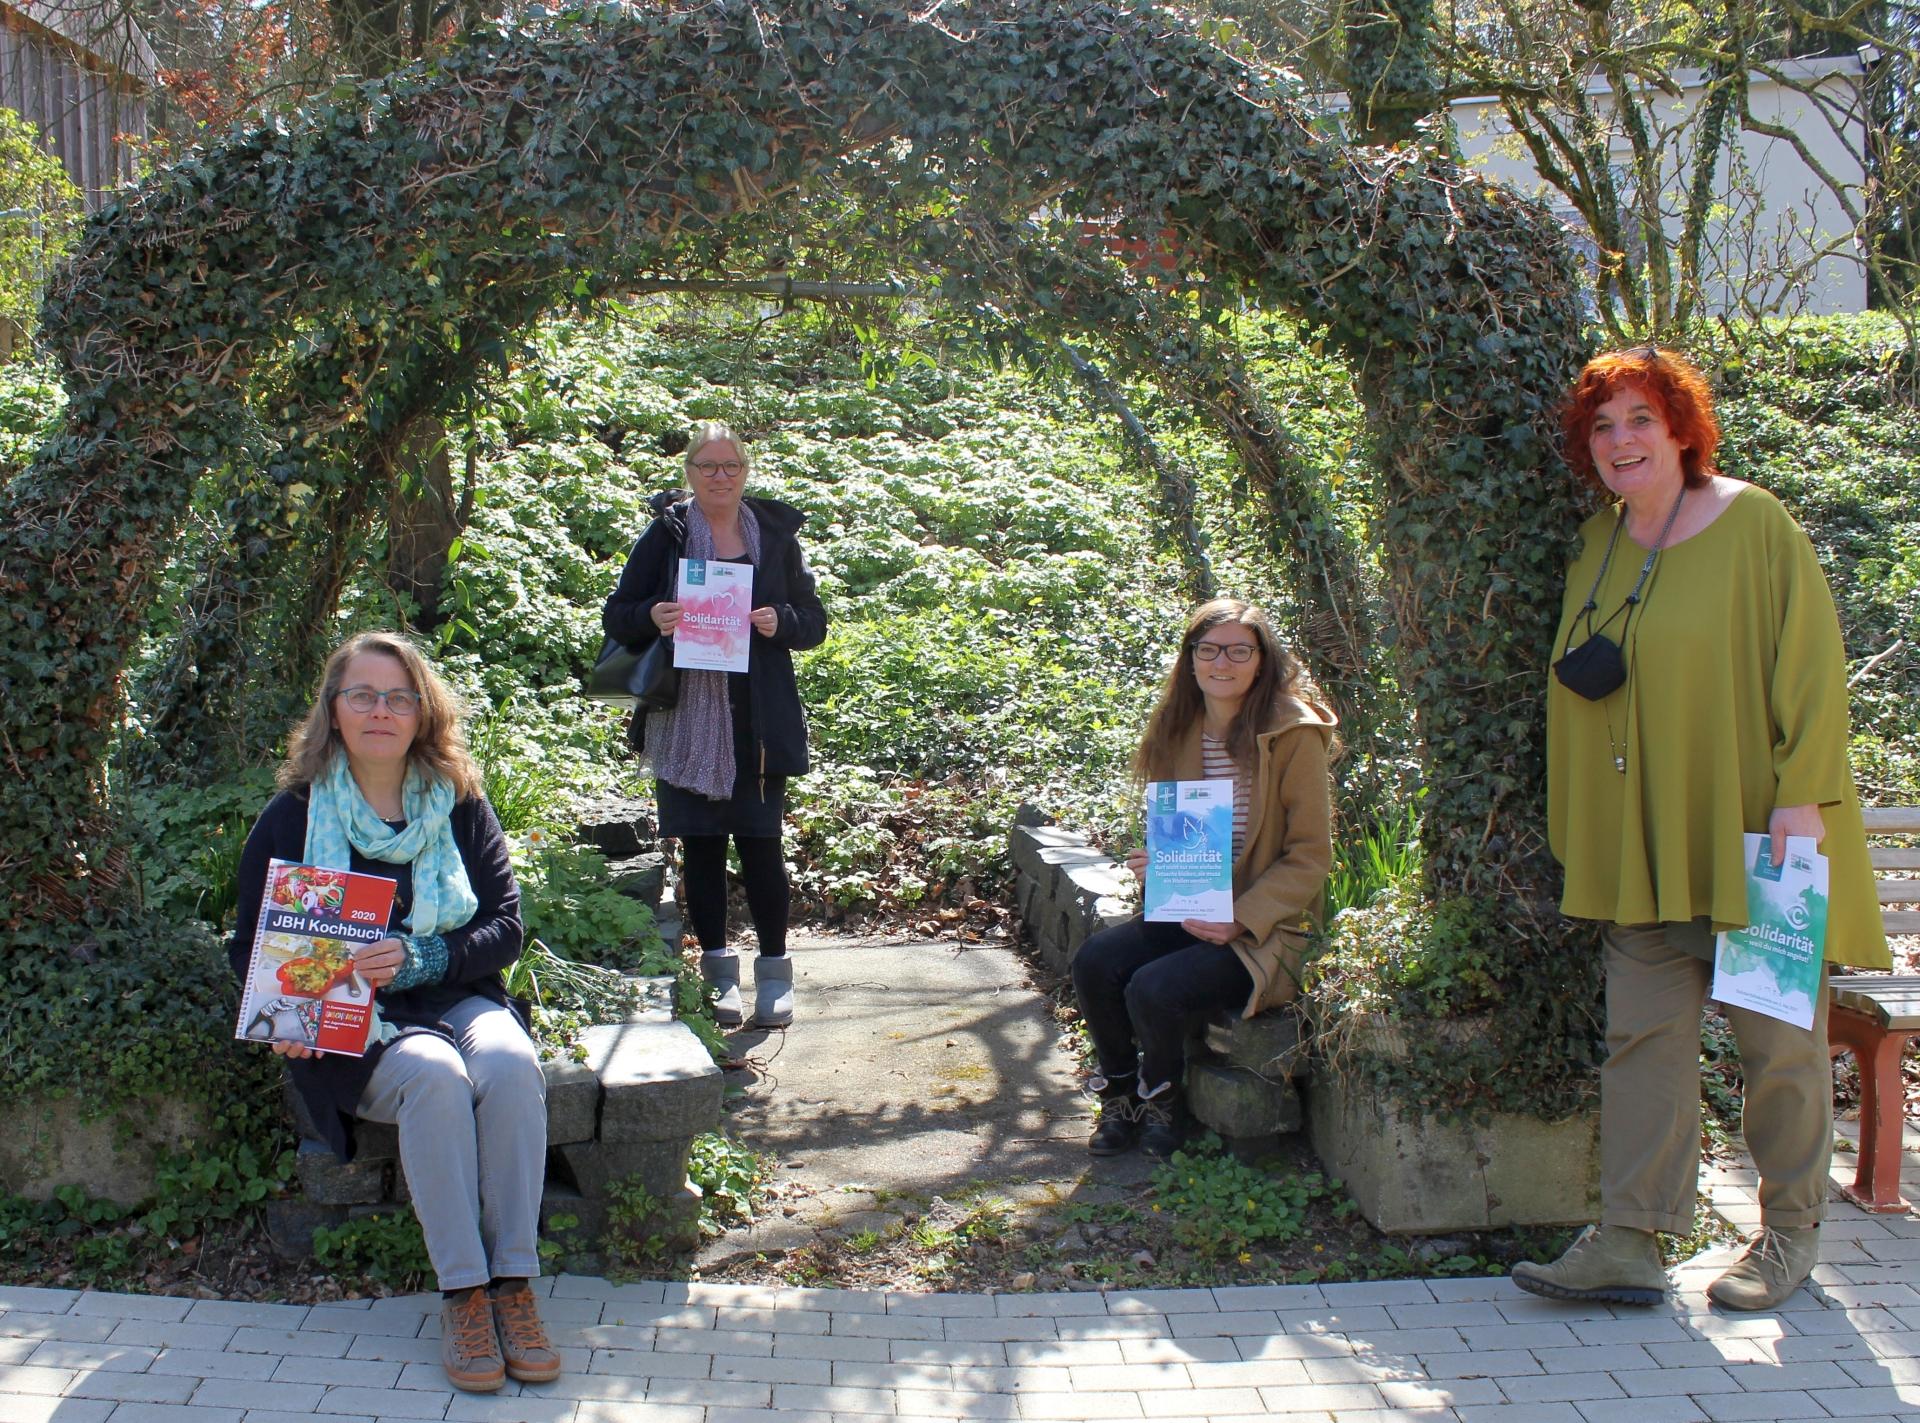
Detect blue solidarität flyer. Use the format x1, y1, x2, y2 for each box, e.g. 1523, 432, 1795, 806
1711, 833, 1828, 1030
1143, 779, 1235, 924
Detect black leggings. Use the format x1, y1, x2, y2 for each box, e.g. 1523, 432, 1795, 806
1070, 918, 1253, 1093
680, 835, 789, 957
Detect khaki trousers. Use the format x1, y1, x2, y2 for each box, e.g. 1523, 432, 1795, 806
1601, 921, 1831, 1235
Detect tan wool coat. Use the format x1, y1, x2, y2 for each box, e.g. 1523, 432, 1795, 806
1170, 694, 1338, 1016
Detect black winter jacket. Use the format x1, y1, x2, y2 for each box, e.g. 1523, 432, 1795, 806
602, 492, 828, 776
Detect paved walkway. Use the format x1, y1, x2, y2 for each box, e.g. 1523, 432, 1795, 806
4, 1190, 1918, 1423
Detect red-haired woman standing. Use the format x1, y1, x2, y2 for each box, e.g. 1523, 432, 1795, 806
1513, 347, 1888, 1311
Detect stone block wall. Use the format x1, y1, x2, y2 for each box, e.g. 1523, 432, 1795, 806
1008, 820, 1308, 1151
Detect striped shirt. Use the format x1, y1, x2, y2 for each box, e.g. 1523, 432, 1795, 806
1200, 732, 1250, 862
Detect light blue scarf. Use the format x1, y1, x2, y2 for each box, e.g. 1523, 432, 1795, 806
305, 754, 478, 938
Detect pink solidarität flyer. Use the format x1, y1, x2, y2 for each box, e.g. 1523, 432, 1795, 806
673, 557, 753, 673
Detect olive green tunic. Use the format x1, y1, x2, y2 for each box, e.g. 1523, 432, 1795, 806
1546, 485, 1889, 969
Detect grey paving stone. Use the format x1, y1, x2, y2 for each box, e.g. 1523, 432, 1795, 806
1571, 1398, 1708, 1423
1365, 1328, 1469, 1354
1695, 1390, 1826, 1421
1532, 1344, 1662, 1375
1568, 1318, 1697, 1347
1136, 1384, 1266, 1416
1185, 1359, 1313, 1389
1165, 1309, 1283, 1339
1319, 1282, 1439, 1307
1811, 1388, 1920, 1416
299, 1305, 427, 1337
1273, 1306, 1397, 1335
230, 1325, 352, 1357
0, 1338, 32, 1364
24, 1339, 157, 1372
1462, 1323, 1587, 1352
899, 1389, 1022, 1419
590, 1348, 709, 1381
61, 1371, 199, 1404
1613, 1365, 1741, 1396
1496, 1370, 1628, 1403
191, 1377, 328, 1411
1454, 1406, 1587, 1423
0, 1363, 77, 1394
994, 1292, 1110, 1318
772, 1333, 892, 1363
713, 1307, 829, 1336
317, 1382, 451, 1416
1388, 1302, 1508, 1329
270, 1355, 405, 1388
885, 1293, 998, 1319
0, 1288, 81, 1313
631, 1377, 772, 1409
242, 1413, 375, 1423
1641, 1341, 1770, 1369
1417, 1349, 1544, 1379
1254, 1380, 1386, 1411
0, 1398, 113, 1423
95, 1406, 245, 1423
648, 1328, 773, 1357
891, 1341, 1010, 1367
716, 1354, 830, 1386
183, 1301, 313, 1330
590, 1304, 706, 1330
442, 1394, 579, 1422
1210, 1285, 1326, 1312
146, 1346, 284, 1380
1303, 1355, 1424, 1384
1380, 1376, 1509, 1407
68, 1292, 194, 1322
1012, 1392, 1144, 1419
943, 1318, 1061, 1343
344, 1335, 444, 1365
572, 1404, 702, 1423
836, 1361, 954, 1390
1070, 1292, 1195, 1319
1065, 1363, 1192, 1391
0, 1312, 117, 1343
1119, 1338, 1237, 1365
548, 1276, 665, 1306
830, 1313, 944, 1341
103, 1319, 237, 1351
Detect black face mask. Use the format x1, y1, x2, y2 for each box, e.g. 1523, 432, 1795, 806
1554, 633, 1627, 701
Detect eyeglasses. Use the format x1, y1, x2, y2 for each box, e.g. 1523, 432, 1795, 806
691, 460, 745, 479
338, 686, 421, 715
1191, 643, 1257, 664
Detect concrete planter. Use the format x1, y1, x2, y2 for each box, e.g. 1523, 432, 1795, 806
1307, 1067, 1600, 1234
0, 1094, 212, 1206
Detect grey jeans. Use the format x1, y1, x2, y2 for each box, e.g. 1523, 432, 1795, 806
355, 996, 547, 1291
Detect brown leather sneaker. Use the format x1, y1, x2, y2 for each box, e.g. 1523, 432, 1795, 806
491, 1281, 562, 1384
440, 1287, 505, 1393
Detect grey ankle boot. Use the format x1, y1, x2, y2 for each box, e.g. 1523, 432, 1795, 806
700, 951, 743, 1027
752, 954, 794, 1028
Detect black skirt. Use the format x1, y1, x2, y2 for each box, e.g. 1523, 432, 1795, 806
654, 671, 789, 839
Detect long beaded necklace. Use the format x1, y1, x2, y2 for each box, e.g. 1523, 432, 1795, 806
1570, 487, 1686, 773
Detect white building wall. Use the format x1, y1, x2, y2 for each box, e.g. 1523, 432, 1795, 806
1447, 56, 1869, 316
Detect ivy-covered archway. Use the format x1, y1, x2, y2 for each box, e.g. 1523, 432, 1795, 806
0, 0, 1596, 1109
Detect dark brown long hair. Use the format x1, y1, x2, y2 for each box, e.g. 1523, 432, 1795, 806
279, 630, 483, 800
1132, 599, 1303, 783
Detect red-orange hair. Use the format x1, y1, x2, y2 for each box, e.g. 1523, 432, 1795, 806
1560, 346, 1720, 493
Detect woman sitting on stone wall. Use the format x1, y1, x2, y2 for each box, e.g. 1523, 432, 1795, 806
1071, 598, 1338, 1157
229, 631, 554, 1395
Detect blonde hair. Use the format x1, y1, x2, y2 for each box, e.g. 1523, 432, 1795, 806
683, 421, 752, 481
1132, 599, 1305, 784
279, 630, 483, 800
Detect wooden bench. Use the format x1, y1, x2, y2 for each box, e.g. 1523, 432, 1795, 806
1825, 805, 1920, 1213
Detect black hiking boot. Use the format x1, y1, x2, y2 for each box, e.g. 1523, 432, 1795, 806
1136, 1085, 1192, 1158
1088, 1074, 1142, 1156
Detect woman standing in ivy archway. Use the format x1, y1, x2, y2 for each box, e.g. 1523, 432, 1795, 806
603, 422, 828, 1030
1071, 599, 1337, 1157
1516, 346, 1889, 1312
229, 631, 556, 1394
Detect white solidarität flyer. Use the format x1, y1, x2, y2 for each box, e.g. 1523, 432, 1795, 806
1711, 833, 1828, 1029
673, 557, 753, 673
1143, 779, 1236, 924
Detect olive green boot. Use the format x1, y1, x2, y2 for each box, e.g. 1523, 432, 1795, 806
1511, 1225, 1667, 1306
1707, 1226, 1819, 1311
